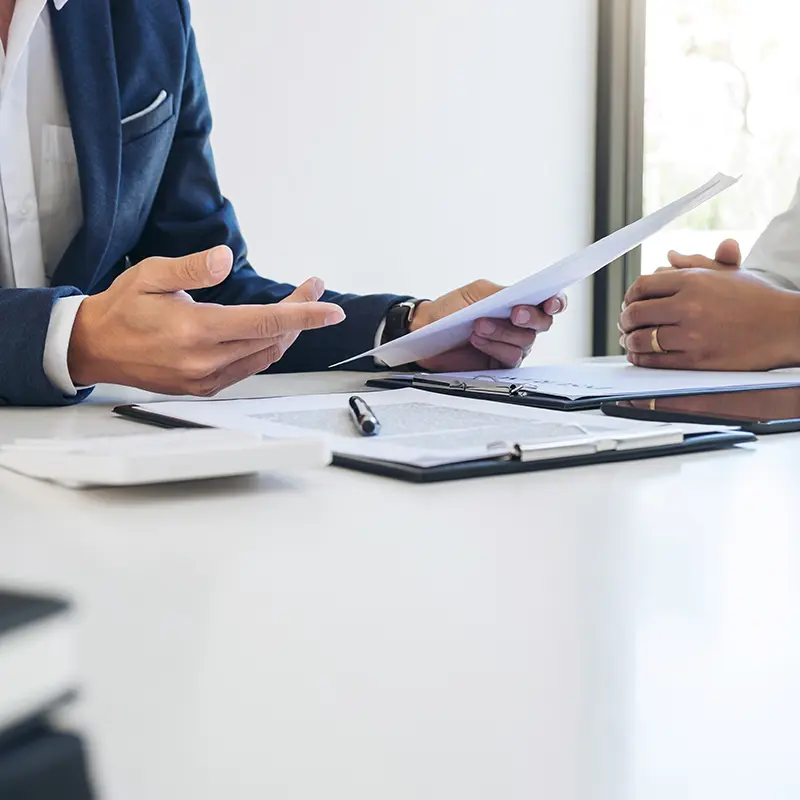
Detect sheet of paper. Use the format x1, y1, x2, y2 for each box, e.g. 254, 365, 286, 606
332, 172, 740, 368
423, 361, 800, 400
131, 389, 694, 469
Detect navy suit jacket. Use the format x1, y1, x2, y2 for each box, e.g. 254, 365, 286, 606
0, 0, 406, 406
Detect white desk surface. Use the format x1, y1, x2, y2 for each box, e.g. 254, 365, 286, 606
1, 372, 799, 800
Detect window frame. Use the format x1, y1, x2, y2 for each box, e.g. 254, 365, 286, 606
592, 0, 647, 355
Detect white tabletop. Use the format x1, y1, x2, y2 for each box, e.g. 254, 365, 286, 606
1, 372, 799, 800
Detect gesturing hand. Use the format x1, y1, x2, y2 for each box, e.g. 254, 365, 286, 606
68, 246, 345, 395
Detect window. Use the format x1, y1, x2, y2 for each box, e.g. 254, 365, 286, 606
642, 0, 800, 272
594, 0, 800, 351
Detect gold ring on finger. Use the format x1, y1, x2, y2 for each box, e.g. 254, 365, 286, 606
651, 327, 667, 354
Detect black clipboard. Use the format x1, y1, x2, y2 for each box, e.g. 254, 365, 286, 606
366, 375, 800, 412
366, 376, 597, 410
113, 404, 756, 484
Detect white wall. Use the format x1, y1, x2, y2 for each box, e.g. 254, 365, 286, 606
190, 1, 597, 362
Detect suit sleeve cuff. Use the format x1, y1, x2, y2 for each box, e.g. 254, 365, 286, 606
43, 295, 93, 397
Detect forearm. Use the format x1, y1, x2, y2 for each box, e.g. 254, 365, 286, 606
776, 290, 800, 369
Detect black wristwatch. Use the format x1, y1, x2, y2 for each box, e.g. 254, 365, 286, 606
381, 299, 429, 344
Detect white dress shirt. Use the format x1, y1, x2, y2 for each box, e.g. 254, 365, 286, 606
0, 0, 84, 396
743, 176, 800, 291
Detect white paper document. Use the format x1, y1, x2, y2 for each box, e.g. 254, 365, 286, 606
332, 172, 739, 368
127, 389, 704, 469
417, 361, 800, 401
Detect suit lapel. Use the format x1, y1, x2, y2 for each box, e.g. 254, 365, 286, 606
49, 0, 121, 291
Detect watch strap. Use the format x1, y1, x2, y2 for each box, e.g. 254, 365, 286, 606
381, 299, 428, 345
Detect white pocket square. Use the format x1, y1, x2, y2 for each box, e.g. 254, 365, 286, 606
122, 90, 169, 125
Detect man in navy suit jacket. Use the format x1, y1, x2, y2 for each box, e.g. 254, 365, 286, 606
0, 0, 565, 407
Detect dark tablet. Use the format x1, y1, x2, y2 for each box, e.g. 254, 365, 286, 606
601, 386, 800, 434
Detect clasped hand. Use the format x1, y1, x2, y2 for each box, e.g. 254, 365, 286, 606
618, 239, 800, 371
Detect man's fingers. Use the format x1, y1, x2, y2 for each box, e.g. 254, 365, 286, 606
178, 324, 316, 391
136, 246, 234, 294
261, 302, 346, 338
281, 277, 325, 304
174, 337, 282, 384
509, 305, 554, 332
214, 337, 288, 370
200, 301, 346, 342
619, 297, 681, 333
541, 294, 568, 316
624, 271, 685, 306
196, 343, 288, 397
469, 334, 525, 368
473, 318, 538, 348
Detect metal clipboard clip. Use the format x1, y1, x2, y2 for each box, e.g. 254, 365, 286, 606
486, 423, 615, 463
411, 374, 539, 398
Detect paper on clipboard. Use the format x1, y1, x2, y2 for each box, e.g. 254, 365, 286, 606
331, 172, 740, 369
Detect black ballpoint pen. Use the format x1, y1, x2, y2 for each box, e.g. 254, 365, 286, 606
349, 395, 381, 436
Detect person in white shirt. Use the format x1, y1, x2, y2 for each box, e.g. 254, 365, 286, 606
619, 178, 800, 371
0, 0, 566, 407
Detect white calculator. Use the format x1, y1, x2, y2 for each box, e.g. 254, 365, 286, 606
0, 429, 331, 488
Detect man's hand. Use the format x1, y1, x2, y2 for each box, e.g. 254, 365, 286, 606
409, 280, 567, 372
68, 246, 346, 395
618, 267, 800, 371
661, 238, 742, 273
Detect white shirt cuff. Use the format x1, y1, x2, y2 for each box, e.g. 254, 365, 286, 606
374, 315, 388, 366
43, 295, 91, 397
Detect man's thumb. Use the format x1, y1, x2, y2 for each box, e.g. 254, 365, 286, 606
715, 238, 742, 267
137, 246, 234, 293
